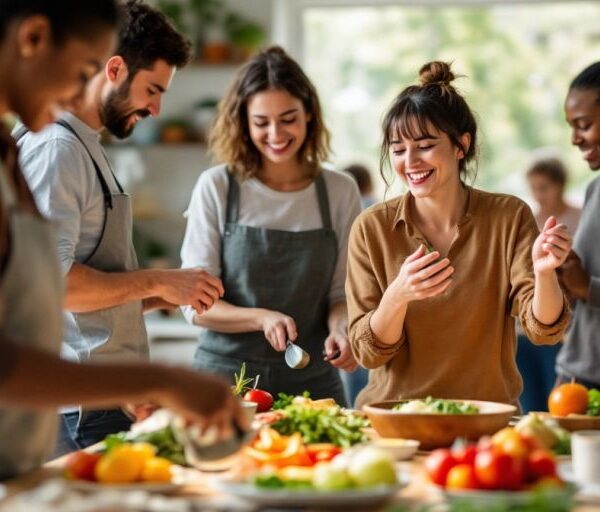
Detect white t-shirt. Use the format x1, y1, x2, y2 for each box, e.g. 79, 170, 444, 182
16, 112, 121, 275
180, 164, 362, 324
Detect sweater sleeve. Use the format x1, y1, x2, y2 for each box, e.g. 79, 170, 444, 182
346, 215, 406, 368
509, 203, 570, 344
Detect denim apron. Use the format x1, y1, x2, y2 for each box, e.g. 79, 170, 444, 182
193, 172, 346, 405
0, 163, 63, 479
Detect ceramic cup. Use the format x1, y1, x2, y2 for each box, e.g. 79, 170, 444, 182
572, 430, 600, 484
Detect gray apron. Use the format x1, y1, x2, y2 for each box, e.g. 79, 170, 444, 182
0, 163, 63, 479
193, 172, 347, 405
53, 120, 148, 366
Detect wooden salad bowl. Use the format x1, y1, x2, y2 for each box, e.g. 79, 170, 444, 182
550, 413, 600, 431
363, 399, 516, 450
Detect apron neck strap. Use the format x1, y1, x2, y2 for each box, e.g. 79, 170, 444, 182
314, 173, 332, 230
55, 119, 123, 210
225, 170, 240, 224
225, 170, 333, 229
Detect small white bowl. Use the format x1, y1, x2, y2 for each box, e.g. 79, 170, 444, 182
241, 400, 258, 425
371, 438, 420, 460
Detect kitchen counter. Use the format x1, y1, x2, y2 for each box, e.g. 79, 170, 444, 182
2, 454, 600, 511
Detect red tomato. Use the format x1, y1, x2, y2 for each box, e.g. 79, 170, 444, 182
446, 463, 479, 490
306, 443, 342, 464
474, 449, 524, 490
452, 443, 477, 466
425, 449, 457, 486
64, 451, 102, 481
526, 450, 557, 481
244, 389, 274, 412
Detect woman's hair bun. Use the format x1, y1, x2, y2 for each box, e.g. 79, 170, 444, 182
418, 61, 455, 87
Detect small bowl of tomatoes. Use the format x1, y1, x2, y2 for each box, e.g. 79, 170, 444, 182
425, 427, 573, 505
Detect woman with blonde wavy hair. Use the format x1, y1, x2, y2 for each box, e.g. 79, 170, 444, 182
346, 61, 572, 409
180, 46, 361, 405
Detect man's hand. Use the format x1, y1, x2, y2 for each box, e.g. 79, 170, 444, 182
153, 269, 224, 315
559, 251, 590, 301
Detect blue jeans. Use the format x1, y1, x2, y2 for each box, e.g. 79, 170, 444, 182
340, 367, 369, 408
53, 409, 132, 458
516, 335, 561, 414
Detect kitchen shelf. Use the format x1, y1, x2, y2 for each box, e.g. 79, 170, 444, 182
105, 143, 207, 151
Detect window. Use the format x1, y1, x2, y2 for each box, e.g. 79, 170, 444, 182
288, 1, 600, 201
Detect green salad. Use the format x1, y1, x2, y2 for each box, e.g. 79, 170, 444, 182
270, 392, 369, 447
393, 397, 479, 415
588, 388, 600, 416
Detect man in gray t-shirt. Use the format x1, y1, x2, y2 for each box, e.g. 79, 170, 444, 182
16, 0, 223, 456
558, 61, 600, 389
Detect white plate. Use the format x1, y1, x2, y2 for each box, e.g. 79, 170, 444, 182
559, 461, 600, 498
66, 479, 178, 493
440, 484, 575, 506
212, 477, 408, 508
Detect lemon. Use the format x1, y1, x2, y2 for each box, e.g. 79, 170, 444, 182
141, 457, 173, 483
130, 442, 156, 462
95, 445, 145, 483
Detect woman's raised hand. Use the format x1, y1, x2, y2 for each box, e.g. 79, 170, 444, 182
387, 244, 454, 304
532, 216, 572, 275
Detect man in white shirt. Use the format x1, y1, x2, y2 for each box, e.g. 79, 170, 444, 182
16, 0, 224, 456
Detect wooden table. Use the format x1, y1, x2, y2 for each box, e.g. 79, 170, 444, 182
2, 455, 600, 511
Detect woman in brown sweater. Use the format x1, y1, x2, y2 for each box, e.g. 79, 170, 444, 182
346, 61, 572, 409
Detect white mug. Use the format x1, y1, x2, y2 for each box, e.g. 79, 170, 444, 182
572, 430, 600, 484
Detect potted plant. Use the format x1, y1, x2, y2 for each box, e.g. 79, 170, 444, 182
188, 0, 230, 63
224, 13, 266, 61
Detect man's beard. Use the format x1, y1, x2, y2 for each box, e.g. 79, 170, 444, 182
100, 80, 151, 139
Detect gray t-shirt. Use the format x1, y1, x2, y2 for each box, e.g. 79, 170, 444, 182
180, 164, 362, 324
557, 176, 600, 385
15, 112, 120, 275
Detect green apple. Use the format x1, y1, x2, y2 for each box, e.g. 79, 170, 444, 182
312, 462, 353, 490
347, 447, 397, 487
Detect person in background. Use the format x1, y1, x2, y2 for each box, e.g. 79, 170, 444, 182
0, 0, 243, 480
16, 0, 225, 456
340, 163, 377, 405
517, 156, 581, 412
557, 61, 600, 389
346, 61, 571, 409
344, 163, 377, 209
181, 46, 361, 406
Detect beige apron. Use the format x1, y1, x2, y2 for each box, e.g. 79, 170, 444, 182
0, 163, 63, 479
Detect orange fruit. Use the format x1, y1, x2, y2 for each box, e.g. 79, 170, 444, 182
548, 383, 588, 416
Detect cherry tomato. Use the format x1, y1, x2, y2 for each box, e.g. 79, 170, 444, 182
548, 383, 588, 417
64, 451, 102, 481
492, 428, 529, 461
446, 463, 479, 490
244, 389, 274, 412
526, 450, 557, 481
474, 449, 524, 490
451, 443, 477, 466
425, 449, 457, 486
